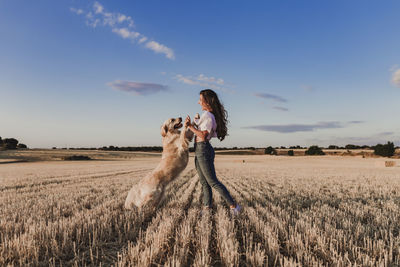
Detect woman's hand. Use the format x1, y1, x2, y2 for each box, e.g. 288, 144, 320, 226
184, 115, 191, 127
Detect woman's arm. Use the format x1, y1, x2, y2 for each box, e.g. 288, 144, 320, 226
188, 125, 209, 140
185, 115, 209, 141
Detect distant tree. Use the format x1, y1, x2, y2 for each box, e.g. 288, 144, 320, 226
0, 136, 2, 146
3, 138, 18, 149
280, 146, 286, 149
305, 145, 325, 155
373, 142, 395, 157
288, 150, 294, 156
52, 147, 57, 149
264, 146, 277, 155
17, 143, 27, 149
328, 145, 339, 149
345, 144, 361, 149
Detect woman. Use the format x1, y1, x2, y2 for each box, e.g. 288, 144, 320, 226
185, 89, 240, 215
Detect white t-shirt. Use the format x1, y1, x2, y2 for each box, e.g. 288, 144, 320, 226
193, 111, 217, 141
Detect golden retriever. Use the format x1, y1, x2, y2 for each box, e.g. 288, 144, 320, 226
124, 117, 194, 210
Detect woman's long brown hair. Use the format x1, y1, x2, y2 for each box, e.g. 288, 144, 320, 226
200, 89, 228, 141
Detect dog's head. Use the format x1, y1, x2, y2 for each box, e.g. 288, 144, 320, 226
160, 117, 183, 137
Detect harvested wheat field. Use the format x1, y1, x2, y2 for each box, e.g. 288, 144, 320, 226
1, 154, 400, 266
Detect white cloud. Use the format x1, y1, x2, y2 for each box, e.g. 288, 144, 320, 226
145, 41, 175, 60
175, 74, 199, 85
112, 28, 140, 40
197, 74, 224, 85
174, 73, 229, 91
85, 12, 100, 28
117, 14, 127, 22
138, 36, 148, 44
70, 7, 84, 15
70, 2, 174, 60
93, 1, 104, 14
392, 68, 400, 88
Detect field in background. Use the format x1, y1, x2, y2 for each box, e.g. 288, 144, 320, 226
1, 154, 400, 266
3, 147, 399, 163
0, 149, 161, 163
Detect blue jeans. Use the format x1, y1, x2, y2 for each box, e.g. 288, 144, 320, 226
194, 141, 235, 207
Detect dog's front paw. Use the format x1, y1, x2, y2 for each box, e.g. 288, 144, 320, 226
185, 129, 194, 142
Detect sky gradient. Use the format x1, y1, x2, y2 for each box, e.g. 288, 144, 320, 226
1, 0, 399, 148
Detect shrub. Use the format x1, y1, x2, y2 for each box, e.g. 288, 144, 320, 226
264, 146, 277, 155
305, 145, 325, 155
288, 150, 294, 156
373, 142, 395, 157
17, 143, 27, 149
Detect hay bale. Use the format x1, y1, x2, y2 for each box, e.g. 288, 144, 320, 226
374, 161, 388, 167
63, 155, 92, 161
385, 161, 396, 167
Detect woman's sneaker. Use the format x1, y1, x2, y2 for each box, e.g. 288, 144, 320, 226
230, 204, 241, 216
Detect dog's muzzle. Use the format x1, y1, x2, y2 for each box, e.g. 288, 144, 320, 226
174, 117, 183, 129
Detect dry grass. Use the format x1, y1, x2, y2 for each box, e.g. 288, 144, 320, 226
1, 154, 400, 266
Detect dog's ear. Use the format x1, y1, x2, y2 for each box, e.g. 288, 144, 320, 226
160, 124, 168, 137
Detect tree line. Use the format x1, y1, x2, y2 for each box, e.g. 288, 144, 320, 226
264, 142, 397, 158
1, 136, 397, 157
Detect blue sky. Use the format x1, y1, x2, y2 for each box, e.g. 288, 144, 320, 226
1, 0, 399, 148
